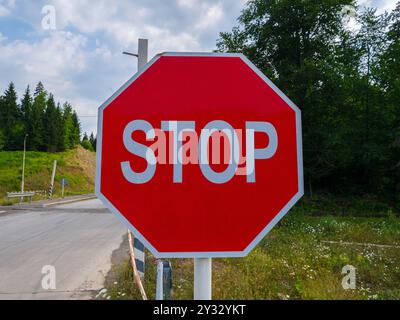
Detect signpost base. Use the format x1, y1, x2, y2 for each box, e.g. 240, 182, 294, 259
194, 258, 212, 300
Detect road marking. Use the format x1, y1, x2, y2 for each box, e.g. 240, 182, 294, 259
0, 211, 6, 214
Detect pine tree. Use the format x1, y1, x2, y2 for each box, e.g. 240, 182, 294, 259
34, 82, 45, 97
89, 132, 96, 151
71, 111, 81, 146
55, 103, 65, 151
0, 83, 23, 150
62, 103, 75, 149
30, 82, 47, 151
44, 94, 58, 152
0, 96, 5, 150
20, 86, 32, 149
0, 81, 84, 152
82, 132, 89, 141
81, 132, 94, 151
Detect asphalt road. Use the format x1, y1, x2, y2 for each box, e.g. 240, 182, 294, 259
0, 198, 126, 300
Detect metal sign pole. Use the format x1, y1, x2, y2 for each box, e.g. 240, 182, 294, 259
156, 260, 164, 300
194, 258, 212, 300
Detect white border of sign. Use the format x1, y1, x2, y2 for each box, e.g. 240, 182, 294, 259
96, 52, 304, 258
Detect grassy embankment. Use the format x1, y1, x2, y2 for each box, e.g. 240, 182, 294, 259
0, 146, 95, 204
104, 197, 400, 300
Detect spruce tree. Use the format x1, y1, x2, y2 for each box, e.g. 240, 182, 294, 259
71, 111, 81, 146
0, 83, 23, 150
81, 132, 94, 151
30, 82, 47, 151
89, 132, 96, 151
34, 82, 45, 97
62, 103, 75, 149
55, 103, 65, 151
44, 94, 58, 152
0, 95, 5, 150
20, 86, 32, 150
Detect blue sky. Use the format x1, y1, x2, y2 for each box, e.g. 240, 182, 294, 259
0, 0, 397, 135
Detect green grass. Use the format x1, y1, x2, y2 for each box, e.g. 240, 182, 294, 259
104, 213, 400, 300
0, 146, 95, 203
294, 194, 398, 217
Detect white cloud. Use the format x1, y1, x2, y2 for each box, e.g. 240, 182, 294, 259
0, 32, 86, 84
0, 30, 119, 134
0, 0, 15, 16
2, 0, 395, 135
195, 3, 224, 30
177, 0, 197, 8
358, 0, 398, 13
0, 0, 242, 135
42, 0, 245, 52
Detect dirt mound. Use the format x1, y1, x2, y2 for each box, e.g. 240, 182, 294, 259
72, 146, 96, 184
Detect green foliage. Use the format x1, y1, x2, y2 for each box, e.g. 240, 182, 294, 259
89, 132, 96, 151
217, 0, 400, 203
291, 194, 397, 217
81, 140, 94, 152
30, 83, 46, 150
106, 214, 400, 300
378, 3, 400, 200
0, 82, 81, 152
0, 83, 22, 150
62, 103, 81, 150
81, 132, 96, 151
0, 129, 5, 151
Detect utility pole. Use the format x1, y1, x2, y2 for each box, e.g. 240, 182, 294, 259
21, 134, 28, 202
123, 38, 148, 282
123, 38, 148, 72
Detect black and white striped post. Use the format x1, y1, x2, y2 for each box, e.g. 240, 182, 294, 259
48, 160, 57, 199
133, 236, 145, 278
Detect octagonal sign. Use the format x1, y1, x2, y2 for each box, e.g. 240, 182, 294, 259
96, 52, 303, 258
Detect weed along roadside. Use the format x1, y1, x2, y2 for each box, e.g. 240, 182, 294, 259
103, 210, 400, 300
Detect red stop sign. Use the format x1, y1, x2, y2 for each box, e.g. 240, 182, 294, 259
96, 53, 303, 258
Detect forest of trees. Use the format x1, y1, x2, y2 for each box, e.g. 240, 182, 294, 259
0, 1, 398, 205
0, 82, 95, 152
217, 1, 400, 204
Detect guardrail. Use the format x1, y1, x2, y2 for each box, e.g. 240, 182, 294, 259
6, 191, 35, 203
